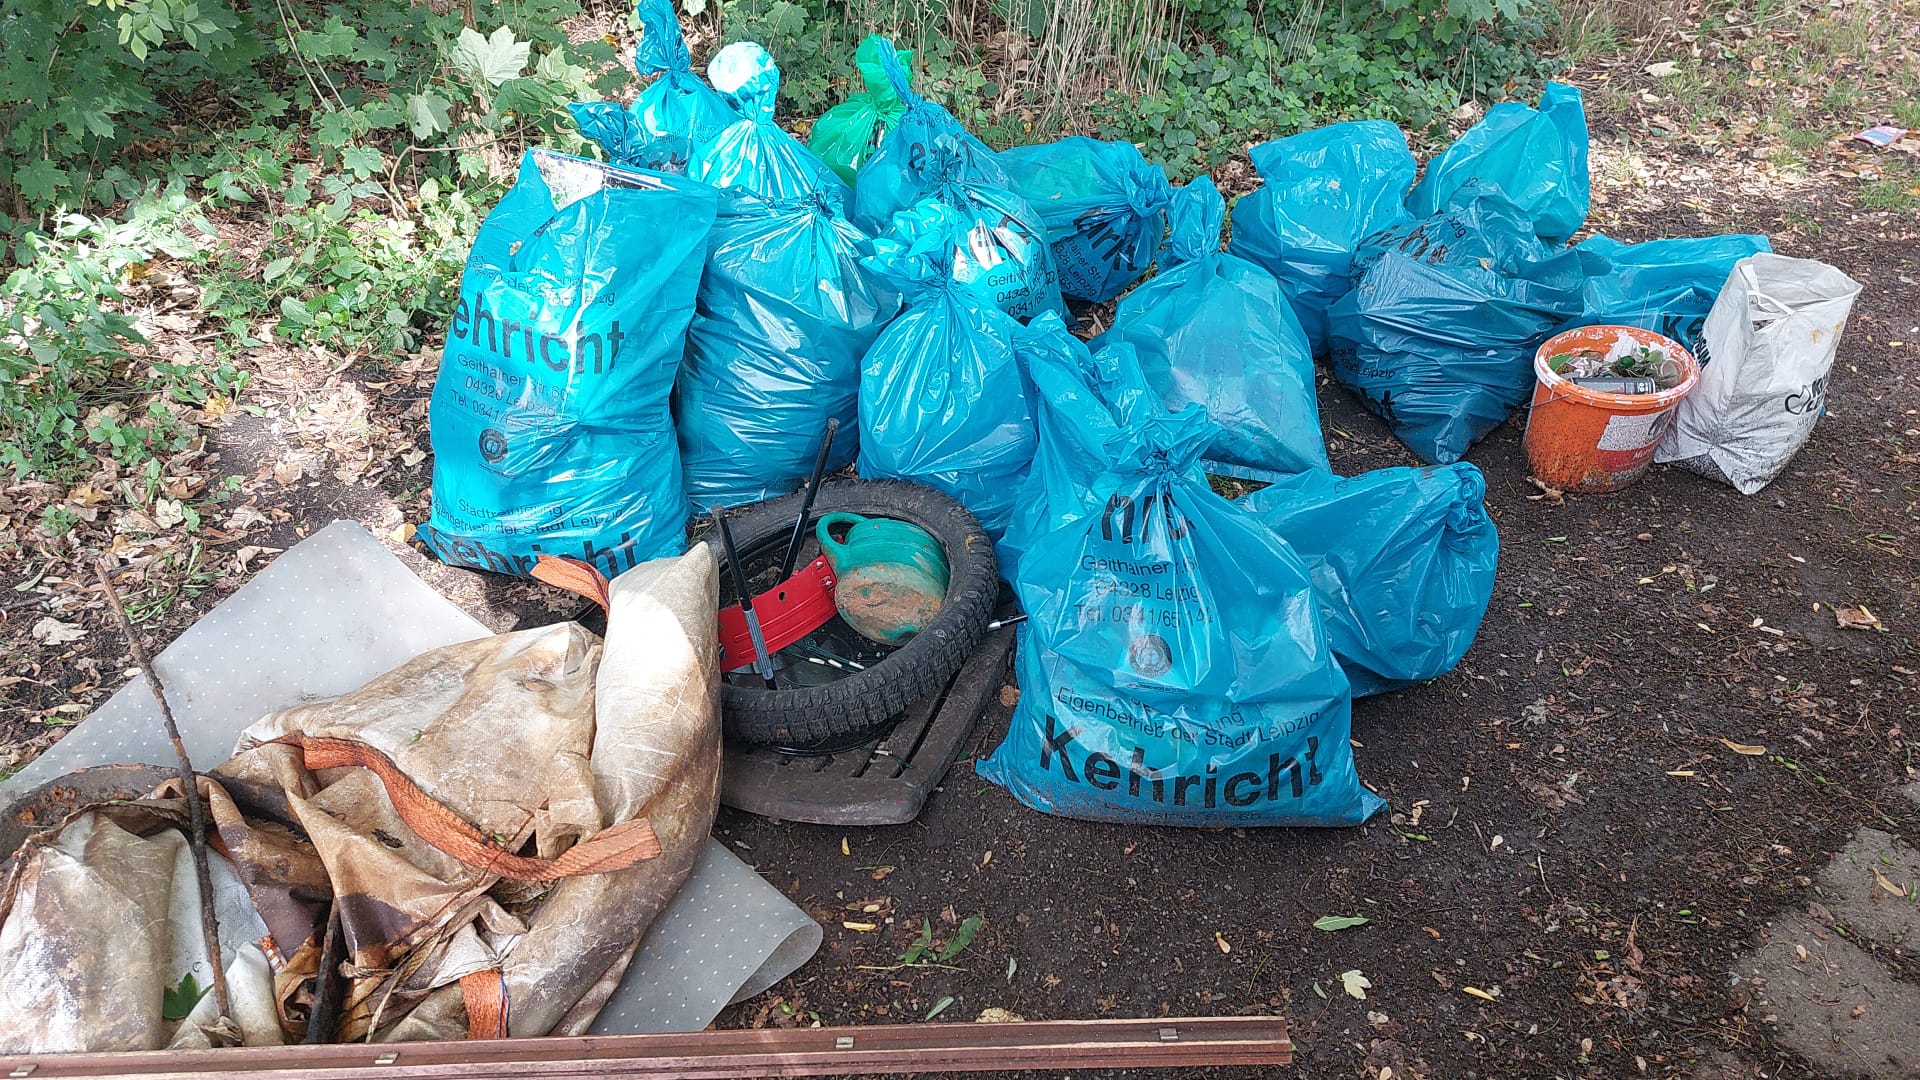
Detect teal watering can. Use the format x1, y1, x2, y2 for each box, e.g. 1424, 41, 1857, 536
815, 512, 949, 644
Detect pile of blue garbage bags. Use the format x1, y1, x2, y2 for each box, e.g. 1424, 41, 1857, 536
420, 1, 1767, 828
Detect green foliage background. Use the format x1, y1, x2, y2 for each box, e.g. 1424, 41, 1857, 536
0, 0, 1552, 490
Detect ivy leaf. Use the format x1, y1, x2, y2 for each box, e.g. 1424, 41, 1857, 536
405, 92, 453, 140
1313, 915, 1370, 932
451, 26, 530, 88
1340, 969, 1371, 1000
162, 973, 210, 1021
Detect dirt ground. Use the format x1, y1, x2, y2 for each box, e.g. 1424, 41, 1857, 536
6, 86, 1918, 1080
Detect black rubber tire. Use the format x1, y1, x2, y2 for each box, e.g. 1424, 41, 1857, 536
717, 480, 997, 751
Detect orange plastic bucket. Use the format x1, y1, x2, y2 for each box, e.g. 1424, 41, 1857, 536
1523, 326, 1699, 493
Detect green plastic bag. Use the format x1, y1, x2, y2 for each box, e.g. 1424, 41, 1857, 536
807, 35, 912, 185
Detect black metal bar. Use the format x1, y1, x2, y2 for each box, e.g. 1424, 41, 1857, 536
713, 506, 778, 690
778, 418, 839, 582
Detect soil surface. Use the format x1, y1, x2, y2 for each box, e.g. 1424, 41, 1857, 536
6, 122, 1918, 1080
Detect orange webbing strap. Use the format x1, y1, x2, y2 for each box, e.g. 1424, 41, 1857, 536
273, 735, 661, 882
531, 554, 613, 614
461, 969, 509, 1040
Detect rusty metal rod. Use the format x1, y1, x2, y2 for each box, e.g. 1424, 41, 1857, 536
0, 1015, 1290, 1078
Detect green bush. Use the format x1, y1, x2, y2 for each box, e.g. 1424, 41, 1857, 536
0, 188, 243, 479
717, 0, 1553, 174
0, 0, 621, 226
1099, 0, 1556, 172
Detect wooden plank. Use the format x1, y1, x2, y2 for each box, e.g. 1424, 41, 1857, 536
2, 1017, 1288, 1079
719, 625, 1015, 826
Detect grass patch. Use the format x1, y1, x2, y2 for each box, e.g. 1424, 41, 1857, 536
1859, 163, 1920, 211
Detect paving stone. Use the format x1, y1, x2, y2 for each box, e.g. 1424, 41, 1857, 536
1901, 782, 1920, 810
1817, 828, 1920, 955
1737, 911, 1920, 1079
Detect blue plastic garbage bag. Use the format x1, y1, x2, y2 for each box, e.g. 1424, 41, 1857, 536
870, 149, 1065, 322
849, 37, 1010, 234
1238, 464, 1499, 697
567, 0, 738, 174
1227, 121, 1417, 355
689, 42, 852, 208
1571, 233, 1772, 359
1001, 318, 1157, 561
857, 204, 1038, 543
676, 187, 898, 508
421, 150, 717, 578
1327, 184, 1596, 465
998, 137, 1171, 302
1408, 82, 1590, 246
1094, 177, 1327, 479
976, 346, 1381, 828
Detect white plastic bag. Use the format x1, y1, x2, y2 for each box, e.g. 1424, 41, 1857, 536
1656, 254, 1860, 493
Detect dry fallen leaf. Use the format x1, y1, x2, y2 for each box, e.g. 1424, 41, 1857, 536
31, 617, 86, 646
1795, 943, 1810, 961
1835, 605, 1885, 632
841, 921, 878, 932
1341, 969, 1370, 1000
1872, 867, 1908, 898
153, 498, 185, 529
1645, 60, 1679, 77
1720, 738, 1766, 756
1462, 986, 1497, 1002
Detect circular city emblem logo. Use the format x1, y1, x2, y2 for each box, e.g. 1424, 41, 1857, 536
1128, 633, 1173, 678
478, 428, 508, 464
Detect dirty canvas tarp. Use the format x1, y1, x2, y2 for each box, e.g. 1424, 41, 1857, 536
0, 546, 723, 1051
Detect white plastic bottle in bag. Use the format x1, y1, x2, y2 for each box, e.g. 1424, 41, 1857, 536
1656, 253, 1861, 494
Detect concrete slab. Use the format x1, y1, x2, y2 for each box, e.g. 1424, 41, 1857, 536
1817, 828, 1920, 955
1737, 911, 1920, 1079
